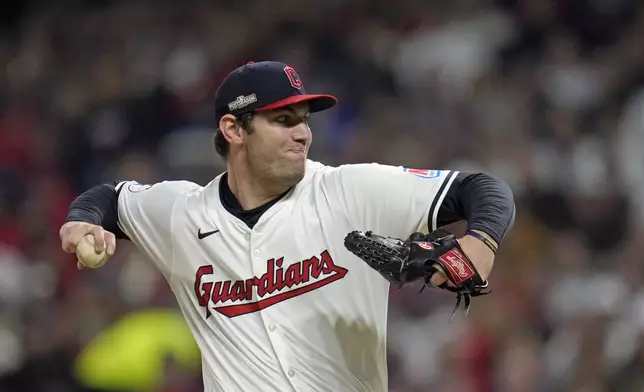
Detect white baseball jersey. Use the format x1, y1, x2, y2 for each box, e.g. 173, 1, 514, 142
116, 160, 458, 392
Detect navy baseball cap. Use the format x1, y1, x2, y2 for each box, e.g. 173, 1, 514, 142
214, 61, 338, 126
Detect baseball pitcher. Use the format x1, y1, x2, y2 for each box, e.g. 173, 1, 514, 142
60, 61, 515, 392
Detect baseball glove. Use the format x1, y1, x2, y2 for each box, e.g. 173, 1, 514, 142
344, 229, 490, 320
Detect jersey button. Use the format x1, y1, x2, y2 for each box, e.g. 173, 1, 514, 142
254, 249, 260, 255
268, 324, 276, 331
287, 370, 295, 377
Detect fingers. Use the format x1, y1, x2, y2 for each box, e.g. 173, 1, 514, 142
429, 264, 458, 288
59, 221, 116, 259
89, 225, 106, 253
60, 222, 75, 253
104, 231, 116, 256
61, 227, 81, 254
430, 269, 448, 287
62, 240, 76, 254
60, 221, 94, 253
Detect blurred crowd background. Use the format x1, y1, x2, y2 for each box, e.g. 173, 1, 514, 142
1, 0, 644, 391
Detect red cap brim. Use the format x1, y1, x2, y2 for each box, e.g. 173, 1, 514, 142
256, 94, 338, 113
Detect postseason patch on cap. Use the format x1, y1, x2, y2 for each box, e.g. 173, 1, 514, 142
228, 94, 257, 111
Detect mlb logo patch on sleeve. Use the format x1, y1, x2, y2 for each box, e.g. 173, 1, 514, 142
402, 168, 441, 178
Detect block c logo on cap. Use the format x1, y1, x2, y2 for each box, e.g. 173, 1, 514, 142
284, 66, 303, 89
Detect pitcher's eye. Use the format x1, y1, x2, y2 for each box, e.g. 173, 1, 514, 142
275, 116, 304, 127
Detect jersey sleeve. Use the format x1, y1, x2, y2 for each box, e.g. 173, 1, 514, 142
115, 180, 197, 277
325, 163, 459, 237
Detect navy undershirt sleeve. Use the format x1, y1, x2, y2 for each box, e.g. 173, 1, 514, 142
65, 181, 129, 240
435, 172, 515, 244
